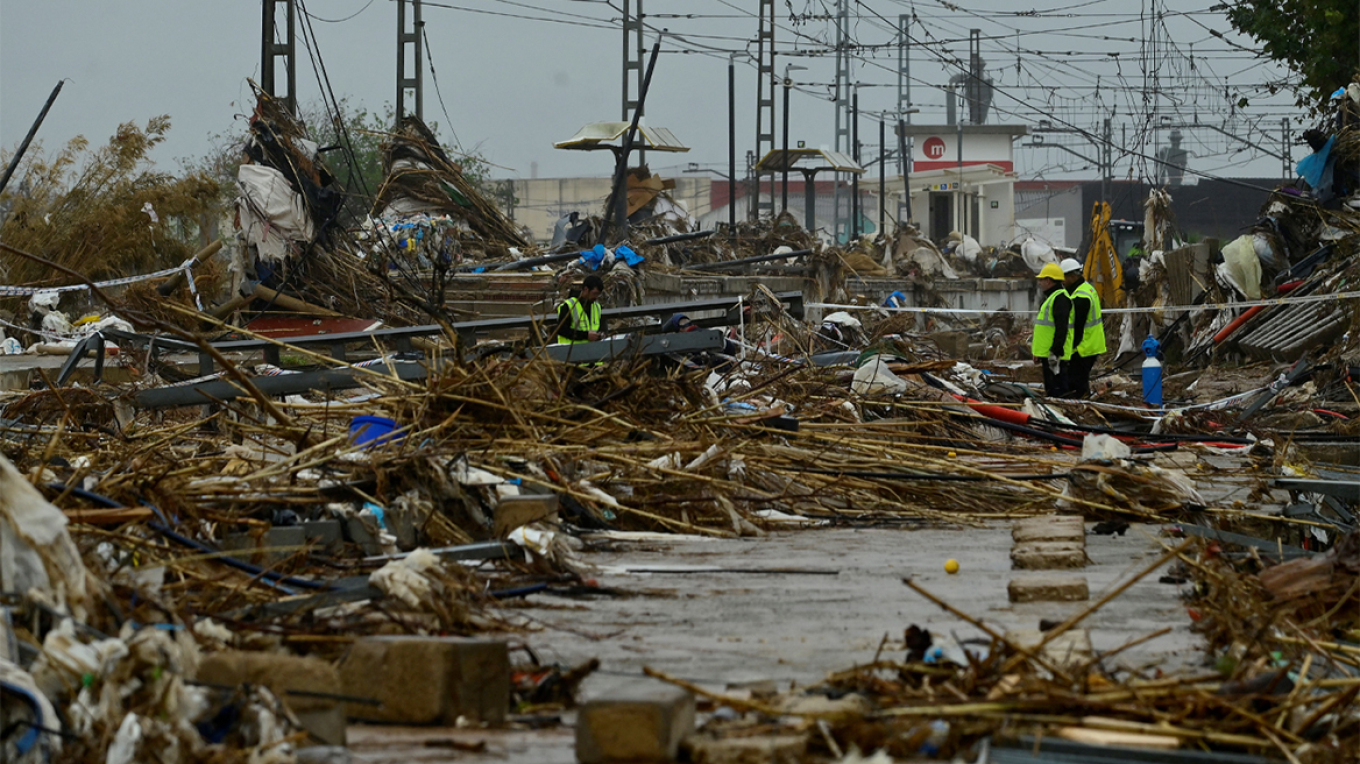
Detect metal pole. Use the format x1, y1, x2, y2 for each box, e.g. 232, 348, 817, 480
851, 89, 860, 238
879, 117, 886, 235
782, 76, 790, 213
622, 0, 630, 120
612, 37, 663, 242
729, 55, 737, 232
898, 120, 912, 226
804, 170, 817, 233
0, 81, 63, 197
956, 120, 964, 234
1282, 117, 1291, 179
1101, 117, 1111, 207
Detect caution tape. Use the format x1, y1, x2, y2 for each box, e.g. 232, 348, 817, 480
810, 288, 1360, 317
0, 259, 194, 298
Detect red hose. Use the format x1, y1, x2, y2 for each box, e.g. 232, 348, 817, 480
1211, 282, 1302, 345
1213, 304, 1264, 344
952, 394, 1033, 425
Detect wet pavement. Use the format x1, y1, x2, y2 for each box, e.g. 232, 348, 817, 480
348, 520, 1206, 763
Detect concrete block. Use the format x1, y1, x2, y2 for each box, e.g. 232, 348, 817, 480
342, 515, 384, 556
222, 526, 307, 566
1011, 541, 1088, 570
1004, 628, 1094, 672
687, 734, 807, 764
445, 637, 510, 724
927, 331, 969, 359
301, 520, 343, 553
494, 494, 559, 537
576, 681, 695, 764
196, 651, 345, 746
338, 636, 508, 725
1011, 516, 1085, 544
1008, 574, 1089, 603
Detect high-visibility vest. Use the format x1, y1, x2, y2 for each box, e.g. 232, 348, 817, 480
557, 297, 600, 344
1069, 281, 1106, 357
1032, 289, 1073, 359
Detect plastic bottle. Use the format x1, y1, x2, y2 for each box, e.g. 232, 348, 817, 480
1142, 336, 1163, 406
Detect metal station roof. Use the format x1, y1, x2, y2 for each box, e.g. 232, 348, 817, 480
553, 122, 690, 152
754, 147, 864, 174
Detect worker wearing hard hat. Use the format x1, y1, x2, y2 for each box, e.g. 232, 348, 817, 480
1031, 261, 1073, 397
1061, 257, 1105, 398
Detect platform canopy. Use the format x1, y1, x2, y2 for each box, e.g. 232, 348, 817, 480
553, 122, 690, 152
754, 147, 864, 175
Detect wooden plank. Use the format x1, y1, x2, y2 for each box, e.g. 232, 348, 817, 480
64, 506, 154, 525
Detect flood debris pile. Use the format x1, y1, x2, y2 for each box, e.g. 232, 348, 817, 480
0, 313, 1185, 762
365, 115, 529, 265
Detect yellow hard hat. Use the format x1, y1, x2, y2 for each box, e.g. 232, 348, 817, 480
1038, 262, 1064, 281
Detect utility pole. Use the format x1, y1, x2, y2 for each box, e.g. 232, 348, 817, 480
832, 0, 851, 242
782, 70, 791, 214
1102, 117, 1112, 205
611, 38, 662, 242
396, 0, 423, 121
897, 14, 912, 121
897, 13, 912, 223
622, 1, 645, 165
729, 54, 737, 232
967, 29, 982, 125
1281, 117, 1291, 179
261, 0, 297, 115
878, 117, 886, 236
754, 0, 777, 220
898, 121, 911, 226
851, 88, 861, 238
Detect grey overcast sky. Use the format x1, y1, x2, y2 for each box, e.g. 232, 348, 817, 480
1, 1, 1298, 184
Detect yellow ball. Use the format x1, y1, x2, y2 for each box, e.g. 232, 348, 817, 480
944, 559, 960, 574
946, 451, 957, 457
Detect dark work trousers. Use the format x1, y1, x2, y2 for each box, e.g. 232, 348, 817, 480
1067, 352, 1097, 398
1042, 360, 1069, 398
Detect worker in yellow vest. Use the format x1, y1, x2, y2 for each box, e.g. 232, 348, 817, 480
1060, 257, 1105, 398
1031, 262, 1073, 398
555, 274, 605, 344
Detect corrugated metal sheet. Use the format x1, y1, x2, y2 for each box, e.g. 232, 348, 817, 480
1236, 301, 1347, 362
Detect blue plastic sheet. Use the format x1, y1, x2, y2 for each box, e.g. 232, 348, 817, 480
579, 244, 608, 270
616, 244, 645, 267
1297, 135, 1335, 189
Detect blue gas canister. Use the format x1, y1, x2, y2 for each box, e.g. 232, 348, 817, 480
1142, 336, 1163, 406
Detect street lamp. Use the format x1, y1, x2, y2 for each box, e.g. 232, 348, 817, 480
782, 64, 807, 214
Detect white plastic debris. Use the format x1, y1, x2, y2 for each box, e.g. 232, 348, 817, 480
1020, 237, 1059, 274
0, 454, 91, 619
369, 548, 441, 610
0, 658, 60, 759
684, 444, 723, 471
646, 453, 683, 471
821, 311, 863, 330
449, 456, 505, 486
954, 232, 982, 264
28, 291, 60, 313
1081, 433, 1132, 461
851, 355, 907, 396
105, 713, 144, 764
